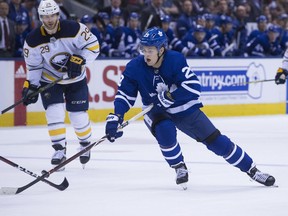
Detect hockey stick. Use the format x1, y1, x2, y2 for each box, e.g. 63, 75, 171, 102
144, 14, 153, 31
0, 104, 153, 195
231, 77, 288, 86
0, 156, 69, 194
236, 78, 275, 85
1, 75, 67, 115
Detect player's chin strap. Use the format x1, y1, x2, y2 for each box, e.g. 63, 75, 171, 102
155, 48, 165, 65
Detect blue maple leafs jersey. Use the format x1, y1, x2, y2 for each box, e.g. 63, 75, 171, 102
114, 50, 203, 117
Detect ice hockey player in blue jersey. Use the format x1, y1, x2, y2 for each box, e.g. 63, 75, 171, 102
21, 0, 100, 170
105, 27, 276, 189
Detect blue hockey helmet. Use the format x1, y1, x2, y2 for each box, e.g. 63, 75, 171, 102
140, 27, 168, 50
129, 12, 139, 20
194, 25, 206, 33
204, 13, 214, 21
268, 24, 279, 33
98, 12, 109, 20
160, 15, 171, 23
80, 14, 93, 24
219, 15, 233, 25
16, 15, 29, 25
256, 15, 268, 23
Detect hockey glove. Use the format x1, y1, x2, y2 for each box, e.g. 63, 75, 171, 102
67, 54, 86, 78
152, 91, 174, 110
105, 113, 124, 142
275, 67, 288, 85
22, 80, 39, 106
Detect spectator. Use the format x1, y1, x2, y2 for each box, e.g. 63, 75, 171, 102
191, 0, 207, 15
14, 15, 29, 57
247, 15, 268, 43
175, 0, 195, 39
8, 0, 31, 31
104, 10, 125, 57
245, 24, 283, 57
22, 0, 40, 29
246, 0, 263, 22
140, 0, 166, 31
263, 4, 272, 23
268, 1, 285, 24
212, 15, 237, 57
195, 14, 206, 27
162, 0, 179, 20
93, 0, 112, 10
233, 4, 249, 56
99, 0, 129, 26
114, 12, 142, 58
54, 0, 70, 20
93, 12, 111, 57
214, 0, 232, 26
160, 14, 189, 56
203, 13, 222, 56
276, 14, 288, 50
182, 25, 215, 57
200, 0, 217, 14
97, 12, 110, 26
0, 0, 15, 58
125, 0, 145, 13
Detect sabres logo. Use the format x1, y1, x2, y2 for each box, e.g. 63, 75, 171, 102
50, 53, 70, 72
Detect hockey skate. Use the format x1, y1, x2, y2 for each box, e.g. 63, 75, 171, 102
247, 166, 276, 187
79, 141, 91, 168
51, 144, 66, 171
172, 162, 189, 190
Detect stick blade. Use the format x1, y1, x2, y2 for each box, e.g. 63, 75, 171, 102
57, 177, 69, 191
0, 187, 18, 195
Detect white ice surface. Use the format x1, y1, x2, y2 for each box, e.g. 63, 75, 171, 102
0, 115, 287, 216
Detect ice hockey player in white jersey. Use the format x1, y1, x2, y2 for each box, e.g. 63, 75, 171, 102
22, 0, 100, 170
105, 27, 276, 189
275, 48, 288, 84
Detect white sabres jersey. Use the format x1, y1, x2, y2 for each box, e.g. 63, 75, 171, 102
23, 20, 100, 86
282, 48, 288, 70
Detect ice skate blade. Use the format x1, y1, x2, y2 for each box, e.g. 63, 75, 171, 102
178, 183, 187, 190
82, 164, 86, 169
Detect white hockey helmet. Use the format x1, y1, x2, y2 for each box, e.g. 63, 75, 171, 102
38, 0, 60, 16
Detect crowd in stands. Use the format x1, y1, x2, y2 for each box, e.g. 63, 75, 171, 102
1, 0, 288, 58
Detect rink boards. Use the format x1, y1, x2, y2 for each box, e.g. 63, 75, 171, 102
0, 58, 287, 126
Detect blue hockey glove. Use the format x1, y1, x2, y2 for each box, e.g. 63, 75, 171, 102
22, 80, 39, 106
67, 54, 86, 78
275, 67, 288, 85
105, 113, 124, 142
152, 91, 174, 109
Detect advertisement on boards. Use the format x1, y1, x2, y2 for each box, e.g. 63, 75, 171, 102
0, 58, 286, 126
